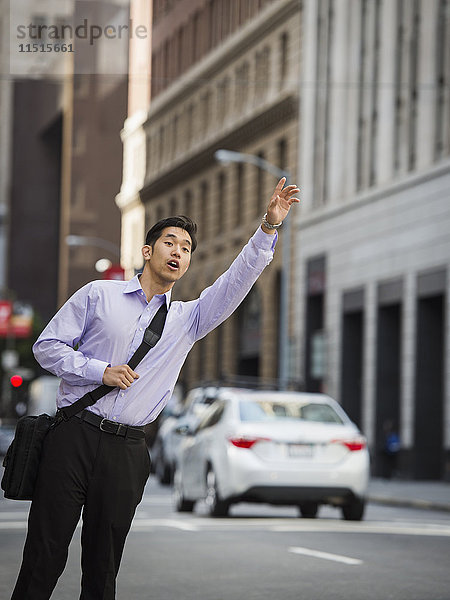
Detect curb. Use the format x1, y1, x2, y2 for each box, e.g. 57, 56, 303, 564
368, 495, 450, 513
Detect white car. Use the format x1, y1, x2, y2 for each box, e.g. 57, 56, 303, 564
173, 389, 370, 520
152, 387, 220, 484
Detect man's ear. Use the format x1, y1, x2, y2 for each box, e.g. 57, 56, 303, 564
142, 244, 152, 261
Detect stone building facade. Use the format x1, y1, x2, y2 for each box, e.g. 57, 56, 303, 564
118, 0, 302, 391
295, 0, 450, 479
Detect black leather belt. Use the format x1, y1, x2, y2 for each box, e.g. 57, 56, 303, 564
74, 410, 146, 440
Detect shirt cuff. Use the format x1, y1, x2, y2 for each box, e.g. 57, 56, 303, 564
253, 225, 278, 252
86, 359, 110, 384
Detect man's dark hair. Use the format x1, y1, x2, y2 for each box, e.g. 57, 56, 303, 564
145, 215, 198, 252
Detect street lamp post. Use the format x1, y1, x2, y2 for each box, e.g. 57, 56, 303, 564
65, 235, 121, 258
214, 149, 292, 390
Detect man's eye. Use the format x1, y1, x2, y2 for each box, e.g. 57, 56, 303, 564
183, 248, 190, 253
165, 241, 172, 246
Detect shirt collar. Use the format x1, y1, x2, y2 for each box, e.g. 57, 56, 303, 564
123, 274, 172, 308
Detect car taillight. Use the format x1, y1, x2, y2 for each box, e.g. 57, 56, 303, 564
331, 438, 366, 452
228, 437, 271, 449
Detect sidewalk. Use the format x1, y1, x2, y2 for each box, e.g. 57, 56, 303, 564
368, 478, 450, 513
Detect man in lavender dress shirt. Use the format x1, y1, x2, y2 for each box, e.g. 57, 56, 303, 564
11, 178, 299, 599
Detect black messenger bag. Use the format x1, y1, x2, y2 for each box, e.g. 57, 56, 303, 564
1, 302, 168, 501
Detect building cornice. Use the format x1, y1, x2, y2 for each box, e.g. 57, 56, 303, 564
140, 92, 298, 201
297, 158, 450, 231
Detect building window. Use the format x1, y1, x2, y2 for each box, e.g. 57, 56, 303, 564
435, 0, 450, 159
184, 190, 193, 219
256, 152, 265, 216
369, 0, 381, 185
172, 115, 179, 159
31, 14, 47, 40
158, 125, 165, 167
313, 0, 332, 205
280, 32, 289, 86
236, 163, 244, 226
217, 172, 226, 233
192, 11, 201, 62
235, 61, 250, 112
200, 91, 212, 136
356, 0, 368, 190
255, 46, 271, 102
186, 103, 195, 147
73, 125, 86, 155
217, 76, 230, 124
200, 180, 209, 239
169, 197, 177, 216
393, 0, 420, 174
277, 138, 288, 174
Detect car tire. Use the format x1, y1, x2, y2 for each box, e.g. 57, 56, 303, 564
342, 497, 365, 521
173, 468, 195, 513
298, 502, 319, 518
205, 468, 229, 517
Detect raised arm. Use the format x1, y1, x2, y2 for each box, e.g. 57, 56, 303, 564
184, 178, 300, 341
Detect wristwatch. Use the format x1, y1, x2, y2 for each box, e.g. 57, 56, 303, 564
262, 213, 283, 230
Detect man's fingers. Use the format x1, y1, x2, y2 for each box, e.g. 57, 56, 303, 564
103, 364, 139, 388
275, 177, 286, 192
282, 186, 300, 196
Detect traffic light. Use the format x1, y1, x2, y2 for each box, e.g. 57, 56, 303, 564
10, 374, 24, 388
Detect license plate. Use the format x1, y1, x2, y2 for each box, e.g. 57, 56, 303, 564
288, 443, 313, 458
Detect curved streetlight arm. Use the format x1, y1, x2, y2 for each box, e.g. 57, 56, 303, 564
66, 235, 121, 258
214, 150, 290, 181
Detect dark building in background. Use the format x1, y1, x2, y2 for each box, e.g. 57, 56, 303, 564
9, 79, 63, 323
58, 73, 126, 303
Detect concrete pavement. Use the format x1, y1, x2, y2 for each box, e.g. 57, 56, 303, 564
368, 478, 450, 512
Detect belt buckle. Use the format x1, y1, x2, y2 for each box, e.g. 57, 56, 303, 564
100, 417, 126, 436
100, 418, 112, 433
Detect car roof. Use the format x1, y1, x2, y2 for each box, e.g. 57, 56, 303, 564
215, 388, 336, 403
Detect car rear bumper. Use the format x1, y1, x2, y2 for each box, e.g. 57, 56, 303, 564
218, 447, 369, 502
237, 485, 360, 506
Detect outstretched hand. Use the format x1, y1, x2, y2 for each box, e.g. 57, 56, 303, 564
264, 178, 300, 231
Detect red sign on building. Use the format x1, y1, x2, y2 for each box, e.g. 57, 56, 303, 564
104, 264, 125, 281
0, 300, 33, 338
0, 301, 12, 337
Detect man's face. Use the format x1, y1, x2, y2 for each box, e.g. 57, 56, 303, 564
143, 227, 192, 286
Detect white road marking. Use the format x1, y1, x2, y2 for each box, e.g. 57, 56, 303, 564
1, 510, 450, 538
271, 521, 450, 537
289, 546, 363, 566
132, 519, 199, 532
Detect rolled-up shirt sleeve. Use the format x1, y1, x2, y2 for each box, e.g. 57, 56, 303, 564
33, 283, 109, 385
185, 227, 277, 342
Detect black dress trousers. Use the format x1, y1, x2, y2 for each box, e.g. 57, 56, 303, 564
11, 415, 151, 600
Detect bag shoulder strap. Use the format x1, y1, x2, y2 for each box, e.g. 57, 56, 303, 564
59, 301, 169, 420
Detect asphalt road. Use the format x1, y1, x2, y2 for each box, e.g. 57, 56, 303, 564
1, 476, 450, 600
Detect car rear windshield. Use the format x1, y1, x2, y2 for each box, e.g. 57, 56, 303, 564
239, 400, 344, 424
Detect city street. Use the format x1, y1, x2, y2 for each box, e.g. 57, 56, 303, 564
1, 476, 449, 600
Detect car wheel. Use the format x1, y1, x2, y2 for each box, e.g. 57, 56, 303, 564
298, 502, 319, 518
173, 468, 194, 513
342, 497, 365, 521
205, 468, 229, 517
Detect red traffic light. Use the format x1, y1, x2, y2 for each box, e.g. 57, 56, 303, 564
10, 375, 23, 388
